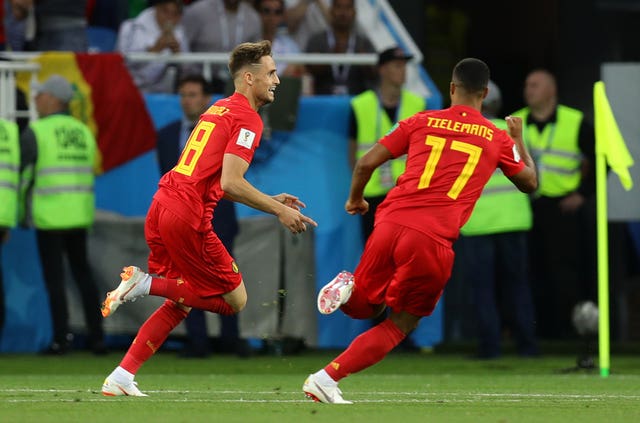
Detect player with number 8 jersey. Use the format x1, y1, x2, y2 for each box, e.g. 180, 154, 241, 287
100, 40, 317, 397
303, 57, 537, 404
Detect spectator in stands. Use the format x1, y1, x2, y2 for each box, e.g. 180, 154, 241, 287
19, 75, 105, 355
304, 0, 375, 95
156, 74, 245, 358
116, 0, 189, 93
183, 0, 262, 93
4, 0, 35, 51
32, 0, 90, 51
0, 118, 20, 344
255, 0, 304, 77
511, 69, 597, 340
284, 0, 329, 50
457, 80, 539, 359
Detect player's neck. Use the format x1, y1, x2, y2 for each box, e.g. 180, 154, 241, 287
234, 89, 260, 111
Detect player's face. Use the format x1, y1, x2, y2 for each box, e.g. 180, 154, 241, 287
251, 55, 280, 108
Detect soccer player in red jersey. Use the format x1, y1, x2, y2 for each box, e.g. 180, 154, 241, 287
303, 58, 538, 404
100, 40, 317, 397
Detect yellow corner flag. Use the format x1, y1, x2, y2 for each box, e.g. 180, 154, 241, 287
593, 81, 634, 190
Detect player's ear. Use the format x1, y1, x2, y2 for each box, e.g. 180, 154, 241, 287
244, 70, 254, 86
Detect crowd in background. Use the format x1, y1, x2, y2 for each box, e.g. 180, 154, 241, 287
0, 0, 638, 358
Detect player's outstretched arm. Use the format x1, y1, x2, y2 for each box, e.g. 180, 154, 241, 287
505, 116, 538, 193
221, 153, 317, 234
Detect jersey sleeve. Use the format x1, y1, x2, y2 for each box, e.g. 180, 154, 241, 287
379, 119, 410, 158
224, 112, 262, 163
496, 130, 526, 177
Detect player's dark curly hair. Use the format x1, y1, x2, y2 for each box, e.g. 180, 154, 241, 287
451, 58, 490, 94
228, 40, 273, 80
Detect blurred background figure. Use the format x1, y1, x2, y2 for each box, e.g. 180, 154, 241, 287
116, 0, 189, 93
155, 74, 245, 358
348, 46, 426, 351
512, 69, 596, 340
456, 80, 539, 359
255, 0, 304, 77
0, 118, 20, 344
284, 0, 329, 50
4, 0, 36, 51
19, 75, 105, 354
32, 0, 90, 51
304, 0, 375, 95
183, 0, 262, 93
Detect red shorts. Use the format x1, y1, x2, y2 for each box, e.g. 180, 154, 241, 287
354, 221, 454, 317
144, 199, 242, 297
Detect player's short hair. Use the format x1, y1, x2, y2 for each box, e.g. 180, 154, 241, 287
452, 58, 490, 94
228, 40, 273, 80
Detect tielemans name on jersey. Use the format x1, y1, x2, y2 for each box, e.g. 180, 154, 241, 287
426, 117, 494, 142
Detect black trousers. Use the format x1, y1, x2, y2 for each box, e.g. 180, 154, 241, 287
36, 228, 104, 346
529, 195, 597, 339
457, 232, 538, 357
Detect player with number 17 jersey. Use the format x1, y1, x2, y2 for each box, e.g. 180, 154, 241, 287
375, 104, 525, 245
154, 92, 263, 234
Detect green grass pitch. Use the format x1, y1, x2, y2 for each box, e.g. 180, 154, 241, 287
1, 350, 638, 422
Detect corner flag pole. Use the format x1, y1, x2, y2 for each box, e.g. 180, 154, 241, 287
593, 81, 635, 378
594, 130, 610, 378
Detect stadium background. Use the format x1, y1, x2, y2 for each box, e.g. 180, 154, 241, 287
1, 0, 639, 353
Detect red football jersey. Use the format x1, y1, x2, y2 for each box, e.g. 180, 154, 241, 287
154, 92, 262, 232
375, 105, 525, 244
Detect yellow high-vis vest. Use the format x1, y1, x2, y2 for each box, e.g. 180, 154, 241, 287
0, 119, 20, 228
352, 89, 426, 197
512, 105, 584, 197
460, 118, 532, 236
28, 114, 97, 229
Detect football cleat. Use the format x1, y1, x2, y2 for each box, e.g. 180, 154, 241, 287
302, 374, 352, 404
317, 271, 354, 315
101, 266, 149, 318
101, 376, 148, 397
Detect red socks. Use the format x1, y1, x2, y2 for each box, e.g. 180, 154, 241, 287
324, 318, 407, 381
120, 299, 188, 374
149, 276, 235, 315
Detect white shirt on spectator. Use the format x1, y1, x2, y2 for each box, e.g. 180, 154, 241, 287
116, 7, 190, 93
284, 0, 330, 50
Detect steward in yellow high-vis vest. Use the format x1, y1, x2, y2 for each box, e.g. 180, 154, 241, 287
511, 105, 584, 198
0, 118, 20, 337
19, 74, 104, 355
351, 89, 425, 197
23, 113, 97, 229
510, 69, 596, 340
0, 119, 20, 229
454, 79, 539, 359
